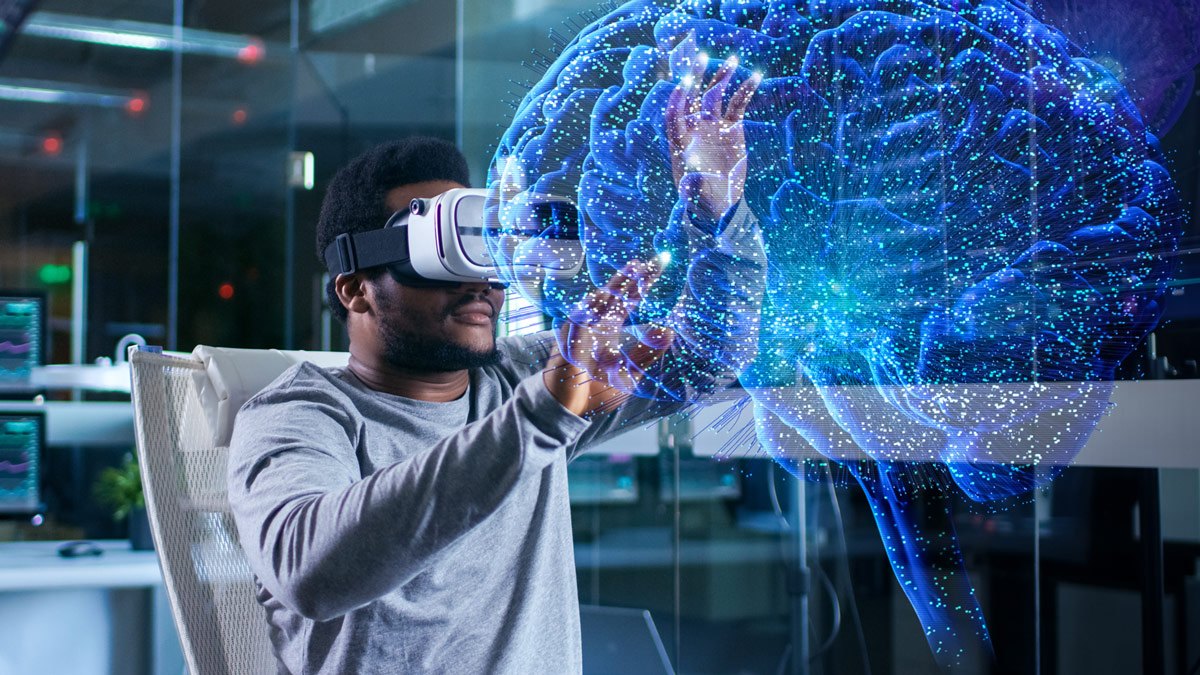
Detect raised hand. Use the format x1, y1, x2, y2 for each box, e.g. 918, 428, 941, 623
543, 258, 675, 418
666, 47, 761, 222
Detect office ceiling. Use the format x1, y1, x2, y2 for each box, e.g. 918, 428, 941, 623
0, 0, 466, 230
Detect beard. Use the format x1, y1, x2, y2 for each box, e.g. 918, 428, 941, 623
375, 289, 501, 373
379, 323, 500, 372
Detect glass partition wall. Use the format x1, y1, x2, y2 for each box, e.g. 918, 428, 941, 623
0, 0, 462, 358
0, 0, 291, 358
460, 2, 1200, 674
0, 1, 1197, 673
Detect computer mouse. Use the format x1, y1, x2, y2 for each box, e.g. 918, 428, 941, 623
57, 540, 103, 558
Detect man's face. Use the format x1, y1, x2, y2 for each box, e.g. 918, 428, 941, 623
368, 180, 505, 372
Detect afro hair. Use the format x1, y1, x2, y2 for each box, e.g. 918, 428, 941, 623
317, 136, 471, 323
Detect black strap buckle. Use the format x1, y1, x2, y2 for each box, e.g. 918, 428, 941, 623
332, 232, 356, 275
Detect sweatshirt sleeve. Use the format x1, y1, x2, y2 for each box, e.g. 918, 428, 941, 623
226, 368, 590, 622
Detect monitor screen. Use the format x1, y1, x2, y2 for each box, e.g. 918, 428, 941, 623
0, 0, 38, 62
567, 454, 639, 505
0, 292, 45, 392
0, 413, 42, 514
659, 455, 742, 502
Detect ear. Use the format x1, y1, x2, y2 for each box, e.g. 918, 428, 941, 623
334, 273, 372, 315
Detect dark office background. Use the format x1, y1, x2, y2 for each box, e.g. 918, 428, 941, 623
0, 1, 1197, 674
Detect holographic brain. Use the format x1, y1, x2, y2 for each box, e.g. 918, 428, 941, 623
1038, 0, 1200, 134
486, 0, 1185, 667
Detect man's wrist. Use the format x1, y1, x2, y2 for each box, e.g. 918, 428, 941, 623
542, 356, 634, 420
542, 357, 589, 417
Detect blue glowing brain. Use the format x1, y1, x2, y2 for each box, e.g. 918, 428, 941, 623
488, 0, 1182, 463
487, 0, 1183, 665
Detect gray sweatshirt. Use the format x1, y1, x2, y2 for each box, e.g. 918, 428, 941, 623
228, 205, 765, 674
227, 332, 688, 675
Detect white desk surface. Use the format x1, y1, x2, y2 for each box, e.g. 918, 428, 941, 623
0, 401, 135, 447
0, 540, 162, 591
689, 379, 1200, 468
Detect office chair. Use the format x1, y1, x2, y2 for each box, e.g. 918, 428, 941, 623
129, 346, 348, 675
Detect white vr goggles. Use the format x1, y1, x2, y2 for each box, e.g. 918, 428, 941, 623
323, 188, 584, 286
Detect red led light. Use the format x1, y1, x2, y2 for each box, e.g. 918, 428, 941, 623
42, 136, 61, 155
232, 109, 247, 124
126, 97, 146, 115
218, 284, 235, 300
237, 42, 264, 64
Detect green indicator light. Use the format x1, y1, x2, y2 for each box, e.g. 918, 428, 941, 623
38, 264, 72, 285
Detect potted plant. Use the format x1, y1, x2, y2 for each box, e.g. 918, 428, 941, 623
94, 453, 153, 550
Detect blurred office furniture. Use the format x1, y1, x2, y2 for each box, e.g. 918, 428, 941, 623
689, 380, 1200, 469
0, 292, 45, 394
129, 346, 347, 675
580, 604, 674, 675
0, 333, 180, 674
0, 412, 43, 517
0, 539, 180, 675
688, 380, 1200, 674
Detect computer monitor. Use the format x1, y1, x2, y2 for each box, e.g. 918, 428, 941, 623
0, 412, 42, 515
568, 454, 639, 505
659, 454, 742, 502
0, 291, 45, 393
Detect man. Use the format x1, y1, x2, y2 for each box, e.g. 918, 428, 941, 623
228, 58, 761, 674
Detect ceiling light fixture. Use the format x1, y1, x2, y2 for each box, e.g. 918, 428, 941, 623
0, 77, 146, 112
21, 11, 265, 63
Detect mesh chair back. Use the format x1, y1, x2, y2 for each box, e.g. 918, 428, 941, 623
129, 349, 278, 675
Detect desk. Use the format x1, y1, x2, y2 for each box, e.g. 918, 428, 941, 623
689, 379, 1200, 468
0, 402, 135, 447
0, 540, 159, 590
0, 540, 183, 675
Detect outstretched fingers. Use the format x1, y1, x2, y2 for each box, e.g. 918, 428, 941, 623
576, 262, 639, 332
625, 323, 675, 370
568, 258, 666, 363
726, 70, 762, 122
702, 55, 738, 116
666, 84, 690, 144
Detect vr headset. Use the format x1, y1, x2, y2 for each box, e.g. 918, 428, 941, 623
323, 188, 584, 286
